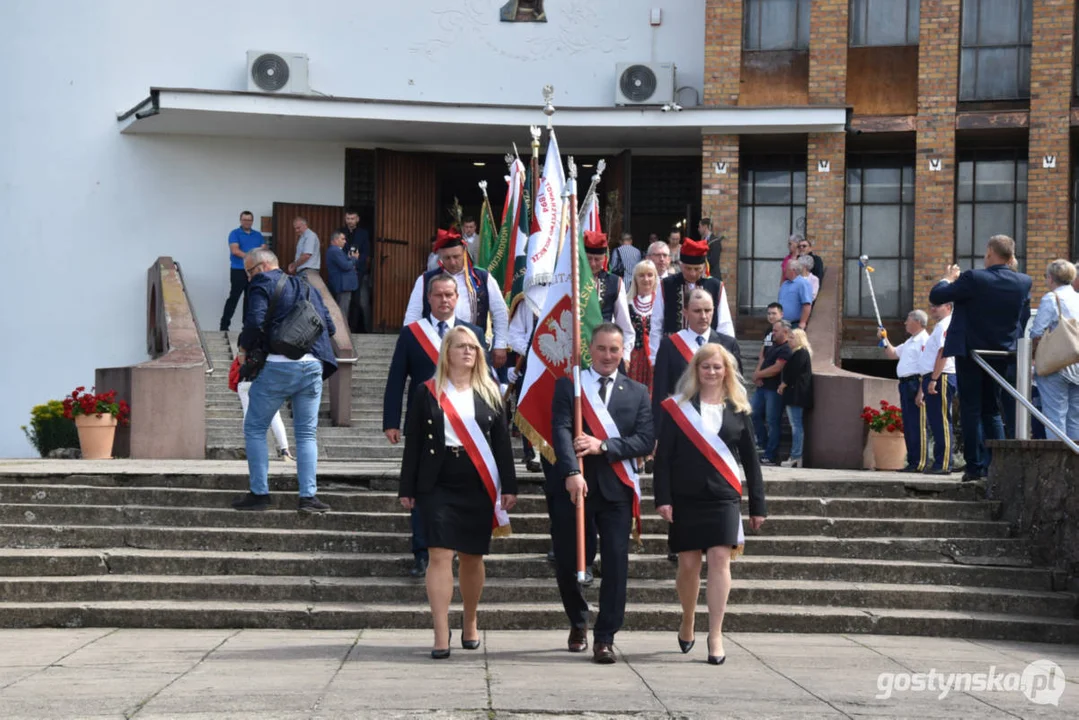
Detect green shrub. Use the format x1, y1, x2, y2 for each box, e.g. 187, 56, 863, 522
22, 400, 79, 457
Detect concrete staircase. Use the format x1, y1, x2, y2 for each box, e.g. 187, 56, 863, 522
204, 333, 403, 461
0, 467, 1076, 641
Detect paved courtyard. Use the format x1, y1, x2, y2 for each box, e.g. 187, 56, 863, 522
0, 629, 1074, 719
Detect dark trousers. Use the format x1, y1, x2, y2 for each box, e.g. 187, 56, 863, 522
955, 355, 1007, 476
348, 272, 368, 333
922, 374, 957, 471
545, 479, 630, 644
898, 377, 927, 471
220, 268, 248, 331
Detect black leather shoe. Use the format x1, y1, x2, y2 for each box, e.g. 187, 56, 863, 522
546, 549, 556, 563
924, 468, 950, 476
526, 459, 542, 473
409, 556, 429, 578
961, 471, 986, 482
593, 642, 616, 664
567, 627, 588, 653
667, 552, 678, 563
579, 568, 594, 587
231, 492, 271, 511
678, 635, 695, 654
432, 631, 451, 659
897, 466, 921, 473
707, 638, 725, 665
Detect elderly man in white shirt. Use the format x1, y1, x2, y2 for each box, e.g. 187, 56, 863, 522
915, 302, 958, 474
404, 232, 509, 368
879, 310, 930, 472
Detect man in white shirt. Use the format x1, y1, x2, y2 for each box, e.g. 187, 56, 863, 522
879, 310, 930, 472
916, 302, 957, 474
288, 216, 321, 276
404, 232, 509, 368
646, 241, 673, 279
460, 217, 480, 262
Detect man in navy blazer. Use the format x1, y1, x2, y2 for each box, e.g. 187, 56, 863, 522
326, 232, 359, 319
382, 273, 486, 576
928, 235, 1032, 480
548, 324, 654, 664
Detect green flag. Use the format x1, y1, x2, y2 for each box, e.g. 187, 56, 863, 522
575, 224, 604, 368
476, 194, 501, 275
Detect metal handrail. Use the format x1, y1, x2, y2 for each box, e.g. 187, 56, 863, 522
972, 349, 1079, 455
173, 261, 215, 376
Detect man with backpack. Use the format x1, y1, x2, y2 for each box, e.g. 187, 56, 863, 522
233, 249, 338, 513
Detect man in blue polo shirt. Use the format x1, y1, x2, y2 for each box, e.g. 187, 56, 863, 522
777, 261, 814, 329
219, 210, 266, 331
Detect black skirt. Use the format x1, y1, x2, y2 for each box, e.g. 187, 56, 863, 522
418, 450, 495, 556
668, 494, 743, 553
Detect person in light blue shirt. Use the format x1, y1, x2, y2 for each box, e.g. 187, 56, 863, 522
776, 262, 814, 328
1029, 259, 1079, 440
219, 210, 265, 331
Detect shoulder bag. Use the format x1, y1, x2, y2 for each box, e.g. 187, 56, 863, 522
1035, 291, 1079, 376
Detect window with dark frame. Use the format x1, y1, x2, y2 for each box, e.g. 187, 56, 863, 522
743, 0, 810, 52
737, 154, 807, 315
849, 0, 920, 47
959, 0, 1033, 101
955, 148, 1028, 272
844, 154, 915, 320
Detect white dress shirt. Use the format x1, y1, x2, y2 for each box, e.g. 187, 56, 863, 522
649, 281, 735, 365
701, 401, 725, 435
443, 385, 474, 447
895, 330, 929, 378
917, 315, 955, 377
507, 304, 536, 356
404, 271, 509, 349
424, 314, 456, 345
589, 368, 618, 408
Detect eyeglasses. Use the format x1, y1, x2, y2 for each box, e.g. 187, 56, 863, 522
649, 252, 670, 259
798, 244, 810, 250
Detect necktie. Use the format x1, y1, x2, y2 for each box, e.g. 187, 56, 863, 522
437, 321, 447, 339
696, 335, 705, 347
598, 377, 611, 403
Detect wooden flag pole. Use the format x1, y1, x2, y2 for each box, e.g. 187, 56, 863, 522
566, 156, 587, 583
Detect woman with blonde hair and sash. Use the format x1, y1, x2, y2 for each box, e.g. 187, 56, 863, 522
399, 326, 518, 659
653, 343, 767, 665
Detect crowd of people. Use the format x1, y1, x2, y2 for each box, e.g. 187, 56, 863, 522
214, 210, 1078, 666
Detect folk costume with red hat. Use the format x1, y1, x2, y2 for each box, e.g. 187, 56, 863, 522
648, 237, 735, 367
404, 229, 510, 355
585, 231, 635, 365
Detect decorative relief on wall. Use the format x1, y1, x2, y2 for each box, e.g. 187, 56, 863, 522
411, 0, 629, 63
501, 0, 546, 22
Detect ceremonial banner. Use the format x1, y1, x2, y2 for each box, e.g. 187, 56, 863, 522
476, 192, 500, 279
495, 158, 526, 301
508, 170, 532, 312
523, 130, 565, 314
515, 219, 603, 461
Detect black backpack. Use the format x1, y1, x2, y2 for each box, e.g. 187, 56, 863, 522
264, 274, 324, 359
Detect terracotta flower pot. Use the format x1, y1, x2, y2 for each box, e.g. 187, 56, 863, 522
74, 414, 118, 460
869, 430, 907, 471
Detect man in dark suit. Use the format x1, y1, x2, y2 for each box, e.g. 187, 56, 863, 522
928, 235, 1032, 481
548, 323, 654, 664
337, 209, 371, 333
652, 288, 741, 434
383, 273, 486, 576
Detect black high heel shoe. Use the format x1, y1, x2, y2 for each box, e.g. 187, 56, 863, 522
462, 629, 480, 650
677, 635, 695, 654
431, 631, 452, 660
706, 637, 725, 666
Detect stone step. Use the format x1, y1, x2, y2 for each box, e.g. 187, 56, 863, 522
0, 486, 998, 520
0, 505, 1012, 539
1, 600, 1076, 641
0, 549, 1053, 590
0, 473, 982, 501
0, 576, 1071, 618
0, 524, 1031, 561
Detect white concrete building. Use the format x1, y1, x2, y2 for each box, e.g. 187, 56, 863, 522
0, 0, 843, 456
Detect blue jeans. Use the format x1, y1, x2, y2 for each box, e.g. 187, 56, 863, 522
1036, 371, 1079, 441
785, 405, 804, 460
244, 360, 323, 496
751, 388, 783, 461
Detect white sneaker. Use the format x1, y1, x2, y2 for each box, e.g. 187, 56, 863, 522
779, 458, 802, 468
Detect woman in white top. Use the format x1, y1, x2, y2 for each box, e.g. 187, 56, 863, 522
399, 326, 517, 659
653, 343, 766, 665
1029, 259, 1079, 440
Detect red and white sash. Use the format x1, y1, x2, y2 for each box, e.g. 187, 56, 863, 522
408, 318, 444, 365
660, 395, 743, 495
579, 371, 641, 525
425, 379, 510, 529
669, 329, 703, 364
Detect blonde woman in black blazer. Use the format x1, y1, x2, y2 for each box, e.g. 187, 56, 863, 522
654, 343, 767, 665
399, 326, 517, 659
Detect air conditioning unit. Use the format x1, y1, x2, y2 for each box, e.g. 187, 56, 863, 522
247, 51, 309, 94
614, 62, 676, 106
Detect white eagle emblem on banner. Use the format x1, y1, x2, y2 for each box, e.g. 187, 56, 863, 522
538, 309, 573, 370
